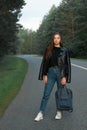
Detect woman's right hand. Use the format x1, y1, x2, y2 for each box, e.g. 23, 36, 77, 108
43, 75, 48, 85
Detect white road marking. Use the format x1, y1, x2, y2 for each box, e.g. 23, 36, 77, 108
71, 63, 87, 70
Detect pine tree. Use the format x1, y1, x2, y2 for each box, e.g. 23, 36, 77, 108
0, 0, 26, 57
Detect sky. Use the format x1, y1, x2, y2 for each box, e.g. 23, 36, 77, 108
19, 0, 62, 31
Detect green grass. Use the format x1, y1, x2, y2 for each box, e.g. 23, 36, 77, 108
0, 55, 28, 117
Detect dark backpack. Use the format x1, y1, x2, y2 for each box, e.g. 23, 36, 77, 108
55, 86, 73, 112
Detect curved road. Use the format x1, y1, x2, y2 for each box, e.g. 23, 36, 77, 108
0, 55, 87, 130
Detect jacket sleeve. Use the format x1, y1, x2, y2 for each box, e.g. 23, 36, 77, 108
38, 48, 47, 80
43, 58, 50, 75
65, 48, 71, 83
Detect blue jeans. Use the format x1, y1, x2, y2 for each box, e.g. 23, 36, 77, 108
40, 66, 62, 113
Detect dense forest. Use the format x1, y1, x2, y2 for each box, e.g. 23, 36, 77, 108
0, 0, 25, 57
0, 0, 87, 58
17, 0, 87, 58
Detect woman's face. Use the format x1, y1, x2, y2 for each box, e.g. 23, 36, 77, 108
53, 34, 61, 46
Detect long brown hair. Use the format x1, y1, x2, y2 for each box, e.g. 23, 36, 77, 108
45, 32, 63, 59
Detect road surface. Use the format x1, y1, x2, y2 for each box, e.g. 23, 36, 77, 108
0, 55, 87, 130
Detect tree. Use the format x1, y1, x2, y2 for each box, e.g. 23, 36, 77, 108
16, 0, 87, 58
35, 0, 87, 58
17, 28, 38, 54
35, 5, 57, 54
0, 0, 26, 57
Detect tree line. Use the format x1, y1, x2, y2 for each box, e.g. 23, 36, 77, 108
17, 0, 87, 58
0, 0, 87, 58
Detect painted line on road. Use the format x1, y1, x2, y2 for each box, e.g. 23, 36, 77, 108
71, 63, 87, 70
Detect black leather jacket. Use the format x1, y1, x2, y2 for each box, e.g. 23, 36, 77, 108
38, 47, 71, 83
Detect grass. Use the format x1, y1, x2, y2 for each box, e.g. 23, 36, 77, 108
0, 55, 28, 117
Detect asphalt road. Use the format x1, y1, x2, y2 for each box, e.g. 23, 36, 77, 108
0, 55, 87, 130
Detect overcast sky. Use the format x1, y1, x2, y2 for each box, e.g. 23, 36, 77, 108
19, 0, 62, 31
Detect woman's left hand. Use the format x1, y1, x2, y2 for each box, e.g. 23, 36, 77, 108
61, 77, 66, 85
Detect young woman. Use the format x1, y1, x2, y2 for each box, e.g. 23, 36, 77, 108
34, 32, 71, 121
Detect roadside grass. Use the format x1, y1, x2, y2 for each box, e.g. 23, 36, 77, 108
0, 55, 28, 117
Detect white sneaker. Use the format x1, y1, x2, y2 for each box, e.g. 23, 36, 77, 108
55, 111, 62, 120
34, 112, 43, 121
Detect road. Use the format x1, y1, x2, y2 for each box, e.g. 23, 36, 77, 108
0, 55, 87, 130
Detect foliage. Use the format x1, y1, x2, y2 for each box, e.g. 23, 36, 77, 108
17, 1, 87, 58
0, 0, 26, 57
